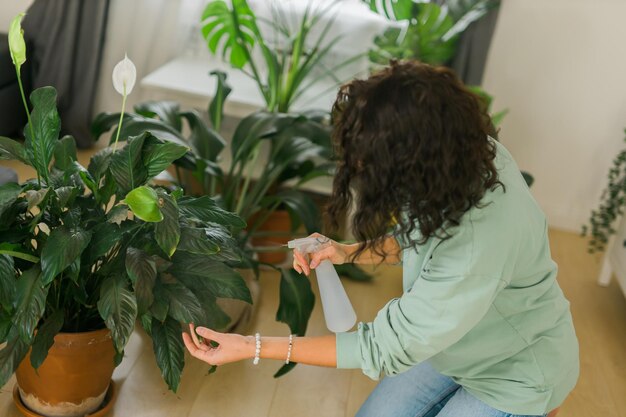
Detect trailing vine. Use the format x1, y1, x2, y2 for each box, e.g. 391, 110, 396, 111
583, 129, 626, 253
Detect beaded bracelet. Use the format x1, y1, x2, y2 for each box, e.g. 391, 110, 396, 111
253, 332, 261, 365
285, 334, 294, 364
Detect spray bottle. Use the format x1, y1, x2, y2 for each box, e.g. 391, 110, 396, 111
288, 236, 357, 333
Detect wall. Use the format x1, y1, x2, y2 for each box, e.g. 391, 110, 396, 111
0, 0, 34, 31
482, 0, 626, 232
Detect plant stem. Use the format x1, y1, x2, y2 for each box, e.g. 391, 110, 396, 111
16, 68, 40, 186
113, 86, 127, 152
235, 144, 261, 215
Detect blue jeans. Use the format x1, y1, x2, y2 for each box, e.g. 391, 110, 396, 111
356, 361, 547, 417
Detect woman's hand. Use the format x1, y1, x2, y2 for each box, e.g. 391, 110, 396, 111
292, 233, 353, 276
182, 323, 254, 366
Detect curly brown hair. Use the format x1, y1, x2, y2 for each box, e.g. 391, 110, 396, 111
327, 60, 503, 259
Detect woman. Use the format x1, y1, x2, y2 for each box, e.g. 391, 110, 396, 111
182, 61, 579, 417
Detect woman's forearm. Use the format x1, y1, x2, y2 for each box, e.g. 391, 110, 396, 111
344, 235, 402, 265
259, 335, 337, 367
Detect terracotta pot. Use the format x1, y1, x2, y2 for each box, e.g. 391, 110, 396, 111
15, 328, 115, 417
250, 210, 293, 265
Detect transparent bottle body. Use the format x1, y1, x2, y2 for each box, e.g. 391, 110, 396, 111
315, 260, 357, 333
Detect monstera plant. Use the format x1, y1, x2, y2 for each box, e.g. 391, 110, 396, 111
0, 16, 251, 395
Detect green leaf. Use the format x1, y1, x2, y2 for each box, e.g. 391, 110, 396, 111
13, 266, 49, 342
8, 14, 26, 69
142, 136, 189, 179
24, 87, 61, 182
199, 296, 231, 330
201, 0, 258, 68
24, 188, 49, 211
208, 70, 232, 131
154, 191, 180, 257
161, 282, 205, 324
91, 112, 132, 142
0, 310, 11, 343
177, 227, 220, 255
134, 101, 183, 132
0, 255, 15, 308
276, 268, 314, 337
265, 190, 320, 234
126, 248, 157, 315
178, 196, 246, 228
107, 205, 129, 223
30, 310, 64, 370
109, 133, 148, 195
181, 111, 226, 162
55, 186, 79, 207
40, 226, 92, 285
335, 264, 374, 282
86, 222, 125, 261
88, 147, 113, 185
170, 252, 252, 303
408, 4, 457, 65
0, 328, 29, 388
0, 182, 21, 218
362, 0, 415, 20
0, 136, 28, 163
151, 316, 184, 392
53, 135, 77, 170
125, 186, 163, 223
98, 275, 138, 352
0, 243, 39, 263
274, 362, 297, 378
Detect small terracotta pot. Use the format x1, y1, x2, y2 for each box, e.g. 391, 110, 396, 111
250, 210, 293, 265
15, 328, 116, 417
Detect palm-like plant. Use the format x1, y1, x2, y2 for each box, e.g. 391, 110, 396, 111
201, 0, 364, 113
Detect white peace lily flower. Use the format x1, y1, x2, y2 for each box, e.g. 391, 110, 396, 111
112, 54, 136, 96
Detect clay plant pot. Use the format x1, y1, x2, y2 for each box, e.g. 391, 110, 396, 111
15, 328, 116, 417
250, 210, 293, 265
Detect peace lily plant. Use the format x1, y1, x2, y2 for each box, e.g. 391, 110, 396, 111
0, 14, 252, 392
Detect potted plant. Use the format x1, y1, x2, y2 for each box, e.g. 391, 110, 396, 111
583, 129, 626, 253
0, 15, 251, 416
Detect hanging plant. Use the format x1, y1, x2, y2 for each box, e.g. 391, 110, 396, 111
583, 129, 626, 253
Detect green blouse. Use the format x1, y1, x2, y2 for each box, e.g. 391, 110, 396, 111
336, 140, 579, 415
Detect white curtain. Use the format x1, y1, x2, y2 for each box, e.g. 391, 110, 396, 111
94, 0, 207, 116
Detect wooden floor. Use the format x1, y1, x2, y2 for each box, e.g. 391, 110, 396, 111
1, 158, 626, 416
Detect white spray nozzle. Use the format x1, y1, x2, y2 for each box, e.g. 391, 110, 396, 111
287, 236, 329, 253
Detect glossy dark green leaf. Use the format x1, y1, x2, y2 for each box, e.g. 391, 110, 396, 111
208, 70, 232, 131
178, 196, 246, 228
181, 110, 225, 162
0, 310, 11, 343
142, 136, 188, 179
12, 266, 48, 342
88, 147, 113, 185
0, 183, 21, 218
135, 101, 183, 132
0, 255, 15, 308
125, 186, 163, 223
150, 284, 170, 322
276, 268, 314, 337
0, 242, 39, 263
91, 112, 131, 142
151, 316, 184, 392
53, 135, 77, 170
87, 222, 124, 261
177, 227, 220, 256
0, 136, 28, 163
198, 294, 231, 330
109, 116, 189, 148
55, 186, 79, 207
23, 87, 61, 182
161, 282, 205, 324
273, 362, 297, 378
126, 248, 157, 315
264, 189, 319, 234
335, 264, 374, 282
0, 328, 30, 388
201, 0, 258, 68
154, 191, 180, 257
97, 275, 138, 352
30, 310, 64, 369
231, 111, 295, 162
40, 226, 92, 285
109, 133, 148, 195
170, 252, 251, 303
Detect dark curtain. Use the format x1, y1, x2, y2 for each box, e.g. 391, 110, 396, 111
450, 8, 500, 86
23, 0, 110, 148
